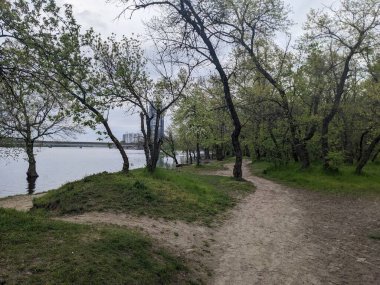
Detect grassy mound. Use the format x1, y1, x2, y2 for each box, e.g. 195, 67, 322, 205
250, 161, 380, 195
0, 209, 191, 284
33, 168, 254, 225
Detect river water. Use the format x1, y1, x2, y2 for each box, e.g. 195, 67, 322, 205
0, 147, 175, 198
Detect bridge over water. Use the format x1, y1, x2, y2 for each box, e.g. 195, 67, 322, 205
1, 140, 143, 150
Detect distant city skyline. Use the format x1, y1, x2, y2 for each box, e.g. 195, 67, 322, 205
122, 132, 143, 144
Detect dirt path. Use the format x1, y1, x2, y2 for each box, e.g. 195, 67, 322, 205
1, 162, 379, 284
209, 162, 380, 285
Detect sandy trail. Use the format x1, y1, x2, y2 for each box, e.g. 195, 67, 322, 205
0, 161, 379, 284
208, 162, 380, 285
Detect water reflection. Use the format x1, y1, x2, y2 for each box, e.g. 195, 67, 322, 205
26, 176, 37, 195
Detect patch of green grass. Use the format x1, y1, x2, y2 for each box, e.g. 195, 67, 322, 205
0, 208, 191, 284
250, 161, 380, 195
33, 168, 254, 225
369, 232, 380, 240
179, 160, 228, 173
179, 157, 248, 174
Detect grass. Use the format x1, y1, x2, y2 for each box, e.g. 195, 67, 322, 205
369, 232, 380, 240
250, 161, 380, 195
179, 156, 248, 174
179, 160, 228, 174
0, 208, 191, 285
33, 168, 254, 226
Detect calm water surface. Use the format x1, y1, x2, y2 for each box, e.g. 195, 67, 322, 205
0, 147, 174, 198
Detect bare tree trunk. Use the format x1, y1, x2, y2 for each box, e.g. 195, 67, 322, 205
321, 119, 331, 170
204, 148, 210, 159
161, 149, 179, 165
295, 141, 310, 169
196, 141, 201, 166
290, 143, 299, 163
140, 112, 151, 167
215, 144, 224, 161
177, 0, 243, 178
173, 154, 179, 165
322, 52, 355, 170
372, 149, 380, 162
356, 134, 380, 174
103, 119, 129, 174
357, 130, 369, 162
25, 140, 38, 179
244, 145, 251, 157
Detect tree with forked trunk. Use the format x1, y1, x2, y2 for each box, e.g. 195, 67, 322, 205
118, 0, 244, 179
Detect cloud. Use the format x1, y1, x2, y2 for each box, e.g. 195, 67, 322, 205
77, 10, 109, 33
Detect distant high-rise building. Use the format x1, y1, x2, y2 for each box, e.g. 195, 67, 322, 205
122, 133, 143, 144
148, 104, 165, 139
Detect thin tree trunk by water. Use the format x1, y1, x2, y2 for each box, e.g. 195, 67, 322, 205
25, 140, 38, 179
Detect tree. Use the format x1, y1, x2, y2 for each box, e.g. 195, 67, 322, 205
89, 34, 193, 172
0, 0, 80, 181
120, 0, 244, 179
1, 0, 135, 174
0, 44, 79, 180
210, 0, 321, 168
354, 63, 380, 174
173, 83, 212, 166
305, 0, 380, 170
161, 127, 179, 165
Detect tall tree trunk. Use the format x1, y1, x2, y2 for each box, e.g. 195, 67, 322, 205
295, 141, 310, 169
65, 90, 130, 174
321, 52, 356, 170
25, 140, 38, 179
215, 144, 224, 161
179, 1, 242, 178
290, 143, 299, 162
244, 145, 251, 157
196, 141, 201, 166
146, 110, 163, 173
357, 130, 369, 162
355, 134, 380, 174
371, 149, 380, 162
321, 119, 330, 170
103, 119, 129, 174
140, 112, 151, 167
204, 148, 210, 160
173, 154, 179, 165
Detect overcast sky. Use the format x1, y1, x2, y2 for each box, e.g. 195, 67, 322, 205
56, 0, 333, 142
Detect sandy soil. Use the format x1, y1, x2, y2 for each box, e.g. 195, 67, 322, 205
1, 162, 379, 284
0, 193, 44, 212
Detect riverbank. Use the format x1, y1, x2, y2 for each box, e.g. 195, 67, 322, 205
1, 161, 379, 284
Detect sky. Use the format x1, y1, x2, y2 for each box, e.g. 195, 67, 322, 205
56, 0, 334, 142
